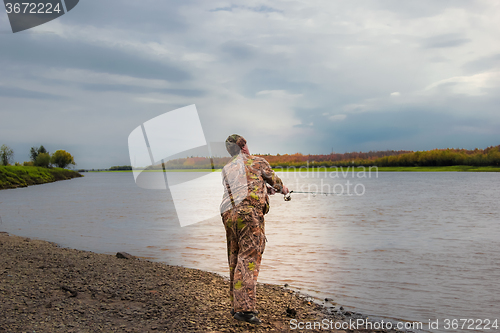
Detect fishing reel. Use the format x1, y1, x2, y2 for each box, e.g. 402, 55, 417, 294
284, 190, 293, 201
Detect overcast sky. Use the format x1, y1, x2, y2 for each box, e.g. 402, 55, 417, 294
1, 0, 499, 168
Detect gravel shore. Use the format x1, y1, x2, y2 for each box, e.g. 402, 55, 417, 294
0, 232, 402, 332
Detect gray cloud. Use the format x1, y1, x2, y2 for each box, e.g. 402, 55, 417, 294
1, 0, 500, 168
59, 0, 191, 33
422, 34, 471, 49
463, 54, 500, 74
210, 5, 282, 13
240, 69, 316, 97
220, 40, 257, 60
296, 108, 500, 153
0, 86, 63, 99
1, 35, 191, 82
371, 0, 476, 19
78, 83, 205, 97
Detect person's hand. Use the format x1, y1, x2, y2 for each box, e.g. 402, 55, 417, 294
266, 185, 276, 195
281, 186, 289, 195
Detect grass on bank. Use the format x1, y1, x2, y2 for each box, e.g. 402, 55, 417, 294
98, 165, 500, 172
0, 166, 83, 190
366, 165, 500, 172
274, 165, 500, 172
95, 169, 222, 173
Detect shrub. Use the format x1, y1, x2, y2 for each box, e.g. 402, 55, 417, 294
34, 153, 51, 168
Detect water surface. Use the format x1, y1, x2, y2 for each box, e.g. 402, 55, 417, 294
1, 171, 498, 332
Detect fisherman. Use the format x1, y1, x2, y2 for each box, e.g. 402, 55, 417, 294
221, 134, 289, 325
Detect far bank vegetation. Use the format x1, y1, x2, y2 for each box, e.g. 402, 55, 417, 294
112, 144, 500, 170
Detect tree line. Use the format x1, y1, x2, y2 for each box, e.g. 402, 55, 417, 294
373, 146, 500, 167
266, 146, 500, 167
127, 150, 412, 169
0, 144, 76, 169
114, 145, 500, 170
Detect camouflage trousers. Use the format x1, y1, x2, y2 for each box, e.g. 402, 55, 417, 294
222, 205, 266, 313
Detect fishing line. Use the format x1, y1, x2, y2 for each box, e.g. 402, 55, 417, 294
281, 190, 345, 200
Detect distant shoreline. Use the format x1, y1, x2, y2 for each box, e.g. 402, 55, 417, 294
88, 165, 500, 173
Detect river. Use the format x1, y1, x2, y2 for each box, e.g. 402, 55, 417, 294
0, 171, 498, 332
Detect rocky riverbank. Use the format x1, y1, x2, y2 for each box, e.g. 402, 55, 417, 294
0, 232, 404, 332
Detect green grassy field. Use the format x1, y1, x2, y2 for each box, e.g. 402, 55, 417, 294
101, 165, 500, 172
95, 169, 222, 172
276, 165, 500, 172
273, 165, 500, 172
368, 165, 500, 172
0, 166, 83, 190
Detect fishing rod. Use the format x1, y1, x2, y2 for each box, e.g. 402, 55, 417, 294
267, 185, 342, 201
281, 190, 343, 201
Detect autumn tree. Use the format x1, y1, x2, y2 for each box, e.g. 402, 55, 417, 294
51, 150, 75, 168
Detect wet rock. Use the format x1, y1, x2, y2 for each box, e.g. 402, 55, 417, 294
286, 307, 297, 317
116, 252, 136, 259
61, 286, 78, 297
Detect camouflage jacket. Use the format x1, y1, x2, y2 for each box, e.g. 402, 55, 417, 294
220, 153, 284, 215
